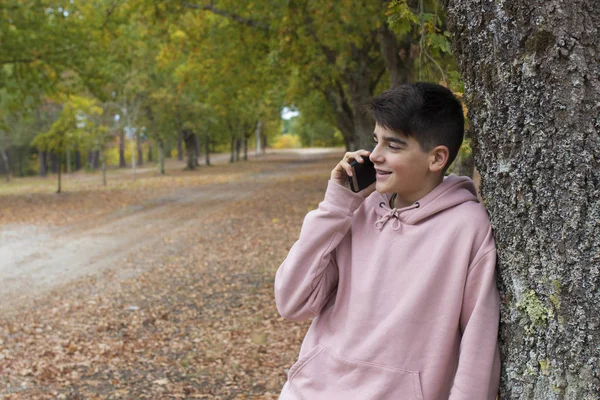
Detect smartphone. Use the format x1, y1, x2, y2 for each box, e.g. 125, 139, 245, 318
348, 156, 376, 192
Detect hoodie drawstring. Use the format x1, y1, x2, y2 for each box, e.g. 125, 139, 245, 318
375, 202, 420, 231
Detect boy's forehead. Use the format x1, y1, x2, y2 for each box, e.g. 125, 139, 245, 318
373, 124, 408, 139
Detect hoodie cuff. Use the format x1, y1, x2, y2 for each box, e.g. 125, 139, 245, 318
323, 180, 365, 216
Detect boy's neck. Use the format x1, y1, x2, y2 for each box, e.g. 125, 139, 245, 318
393, 175, 444, 209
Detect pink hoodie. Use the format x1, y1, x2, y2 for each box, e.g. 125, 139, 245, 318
274, 175, 500, 400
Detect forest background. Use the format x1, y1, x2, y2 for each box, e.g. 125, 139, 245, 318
0, 0, 471, 188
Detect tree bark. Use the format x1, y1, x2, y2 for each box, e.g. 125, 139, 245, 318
119, 130, 126, 167
1, 149, 10, 182
182, 129, 197, 170
443, 0, 600, 398
39, 151, 47, 177
235, 138, 241, 161
177, 135, 184, 161
204, 131, 211, 166
157, 138, 165, 175
75, 148, 81, 171
147, 140, 153, 162
136, 135, 143, 166
66, 148, 71, 174
50, 152, 58, 173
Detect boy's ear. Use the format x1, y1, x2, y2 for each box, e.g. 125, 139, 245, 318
429, 145, 449, 173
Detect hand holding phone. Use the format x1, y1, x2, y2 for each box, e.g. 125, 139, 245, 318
330, 150, 376, 197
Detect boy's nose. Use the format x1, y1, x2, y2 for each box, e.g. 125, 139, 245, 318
369, 145, 383, 163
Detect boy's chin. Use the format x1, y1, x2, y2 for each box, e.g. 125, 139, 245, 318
375, 182, 394, 194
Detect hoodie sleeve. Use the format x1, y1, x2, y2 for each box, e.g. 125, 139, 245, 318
274, 180, 364, 322
449, 241, 501, 400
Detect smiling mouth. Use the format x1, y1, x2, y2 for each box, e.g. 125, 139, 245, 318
375, 169, 392, 175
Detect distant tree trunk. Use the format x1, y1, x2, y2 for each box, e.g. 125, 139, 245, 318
50, 152, 58, 173
195, 135, 201, 163
75, 148, 82, 171
157, 138, 165, 175
66, 148, 72, 174
136, 135, 143, 166
147, 140, 153, 162
230, 136, 235, 163
262, 134, 267, 152
177, 135, 183, 161
255, 120, 262, 156
100, 146, 107, 186
444, 0, 600, 398
89, 150, 99, 170
39, 151, 47, 177
1, 149, 10, 182
243, 137, 248, 161
235, 139, 242, 161
204, 131, 211, 166
119, 131, 126, 168
348, 69, 376, 150
182, 129, 197, 170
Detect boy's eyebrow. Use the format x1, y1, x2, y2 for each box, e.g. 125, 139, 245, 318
372, 132, 408, 146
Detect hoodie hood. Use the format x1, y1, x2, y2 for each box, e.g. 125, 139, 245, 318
373, 174, 479, 230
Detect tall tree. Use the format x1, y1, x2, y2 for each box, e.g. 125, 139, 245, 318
443, 0, 599, 398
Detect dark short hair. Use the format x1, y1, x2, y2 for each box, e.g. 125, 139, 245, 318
367, 82, 465, 171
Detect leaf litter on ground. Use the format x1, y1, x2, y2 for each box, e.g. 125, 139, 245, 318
0, 152, 343, 399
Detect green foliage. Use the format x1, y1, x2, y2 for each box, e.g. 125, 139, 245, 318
387, 0, 419, 36
32, 96, 104, 155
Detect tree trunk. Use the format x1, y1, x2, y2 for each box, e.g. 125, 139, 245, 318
119, 130, 126, 167
230, 136, 235, 163
323, 86, 355, 151
348, 69, 375, 151
157, 138, 165, 175
136, 135, 143, 166
443, 1, 600, 398
50, 152, 58, 173
92, 150, 100, 169
147, 140, 153, 162
243, 138, 248, 161
378, 25, 414, 88
177, 135, 184, 161
235, 139, 241, 161
75, 148, 81, 171
255, 120, 262, 156
204, 131, 211, 166
195, 135, 201, 165
182, 129, 197, 170
39, 151, 47, 177
1, 149, 10, 182
66, 148, 71, 174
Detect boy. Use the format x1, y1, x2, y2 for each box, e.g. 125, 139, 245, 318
274, 82, 500, 400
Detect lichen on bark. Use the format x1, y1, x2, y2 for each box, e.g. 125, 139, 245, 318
442, 0, 600, 398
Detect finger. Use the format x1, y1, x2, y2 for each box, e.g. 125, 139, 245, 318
338, 160, 353, 176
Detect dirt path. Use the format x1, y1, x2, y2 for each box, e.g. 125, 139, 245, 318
0, 149, 342, 316
1, 149, 346, 399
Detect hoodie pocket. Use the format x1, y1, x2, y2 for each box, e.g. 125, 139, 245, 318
287, 345, 424, 400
